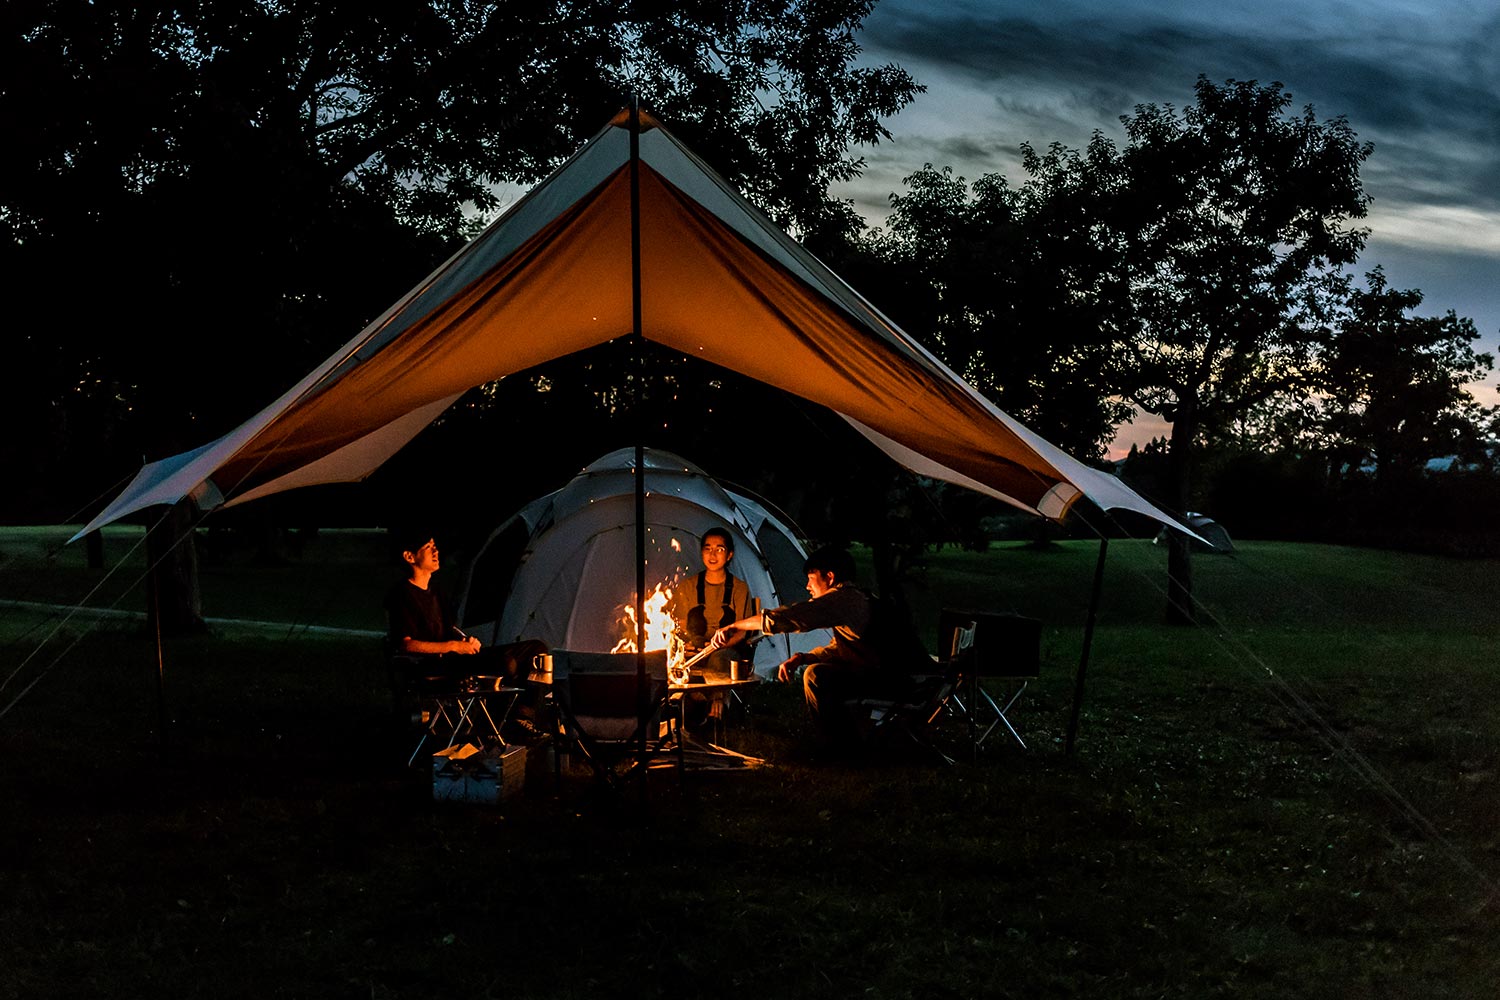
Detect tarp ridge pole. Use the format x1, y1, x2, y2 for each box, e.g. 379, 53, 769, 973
629, 94, 649, 795
1065, 534, 1108, 756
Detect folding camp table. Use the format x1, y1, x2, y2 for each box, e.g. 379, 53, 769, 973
666, 671, 766, 771
407, 675, 524, 767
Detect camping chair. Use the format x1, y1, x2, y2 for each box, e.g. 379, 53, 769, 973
552, 650, 678, 791
849, 620, 976, 765
937, 610, 1042, 753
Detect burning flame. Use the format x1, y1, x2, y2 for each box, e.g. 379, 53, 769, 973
611, 582, 680, 656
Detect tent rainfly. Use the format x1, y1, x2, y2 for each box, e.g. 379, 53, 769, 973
74, 108, 1196, 543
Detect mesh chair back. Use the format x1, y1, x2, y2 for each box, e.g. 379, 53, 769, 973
938, 610, 1040, 679
556, 650, 668, 742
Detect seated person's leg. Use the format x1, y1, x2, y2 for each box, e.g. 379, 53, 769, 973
417, 653, 468, 681
683, 647, 736, 729
684, 690, 712, 730
492, 638, 550, 729
801, 661, 865, 742
479, 638, 546, 687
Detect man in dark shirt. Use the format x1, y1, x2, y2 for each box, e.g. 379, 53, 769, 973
385, 530, 546, 727
385, 534, 485, 661
710, 546, 925, 744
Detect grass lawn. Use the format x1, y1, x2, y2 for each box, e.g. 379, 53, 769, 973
1, 527, 1498, 998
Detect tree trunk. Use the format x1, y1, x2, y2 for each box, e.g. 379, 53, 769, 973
1164, 410, 1196, 625
1025, 517, 1064, 550
145, 500, 208, 636
871, 539, 905, 609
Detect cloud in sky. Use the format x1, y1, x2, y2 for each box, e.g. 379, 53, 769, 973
853, 0, 1500, 216
836, 0, 1500, 444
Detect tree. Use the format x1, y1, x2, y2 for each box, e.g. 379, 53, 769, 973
1076, 77, 1372, 622
1315, 267, 1496, 485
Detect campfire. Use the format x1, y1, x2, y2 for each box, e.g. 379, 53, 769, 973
611, 580, 690, 683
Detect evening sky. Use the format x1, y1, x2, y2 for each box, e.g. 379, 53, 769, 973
831, 0, 1500, 454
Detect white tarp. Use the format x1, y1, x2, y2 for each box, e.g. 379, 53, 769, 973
74, 109, 1202, 546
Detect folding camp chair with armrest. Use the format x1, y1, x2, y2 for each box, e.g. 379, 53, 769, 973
848, 620, 976, 765
938, 610, 1042, 753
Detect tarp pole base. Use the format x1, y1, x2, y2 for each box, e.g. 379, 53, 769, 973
1065, 535, 1108, 756
150, 548, 170, 761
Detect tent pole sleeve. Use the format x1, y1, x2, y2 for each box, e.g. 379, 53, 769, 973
1065, 535, 1108, 756
629, 96, 649, 786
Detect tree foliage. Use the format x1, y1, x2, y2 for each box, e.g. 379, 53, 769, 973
6, 1, 914, 239
1103, 78, 1372, 450
1314, 268, 1496, 483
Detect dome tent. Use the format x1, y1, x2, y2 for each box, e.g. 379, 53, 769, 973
456, 448, 830, 677
1154, 512, 1235, 554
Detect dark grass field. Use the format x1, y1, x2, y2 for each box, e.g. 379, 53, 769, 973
1, 528, 1498, 998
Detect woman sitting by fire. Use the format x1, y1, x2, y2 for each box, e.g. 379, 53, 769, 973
669, 526, 755, 726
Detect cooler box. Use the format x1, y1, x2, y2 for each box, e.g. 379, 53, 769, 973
432, 744, 528, 804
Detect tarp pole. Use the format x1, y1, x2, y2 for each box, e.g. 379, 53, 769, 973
629, 95, 649, 795
149, 548, 170, 761
1065, 535, 1108, 756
